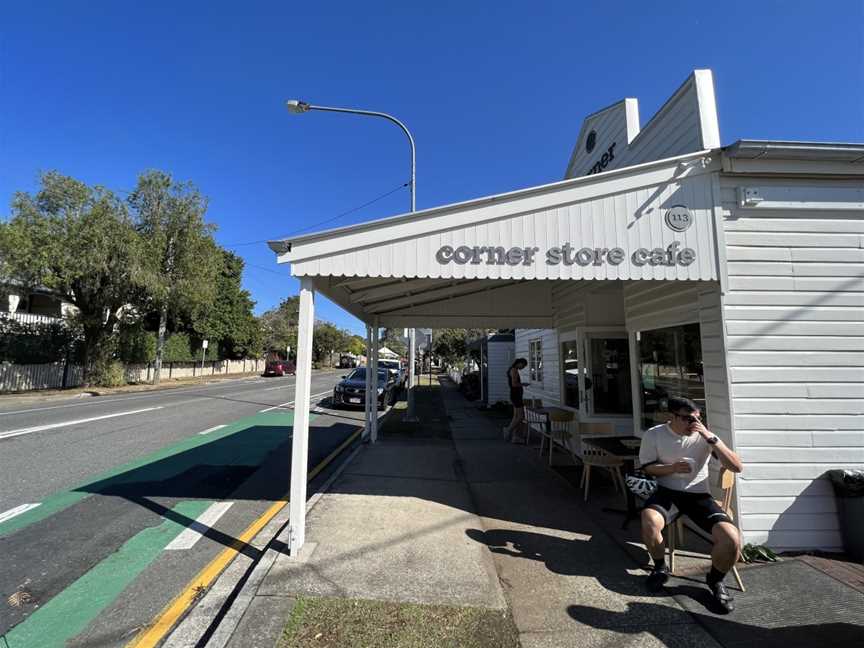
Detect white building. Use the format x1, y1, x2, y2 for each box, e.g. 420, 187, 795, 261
270, 69, 863, 556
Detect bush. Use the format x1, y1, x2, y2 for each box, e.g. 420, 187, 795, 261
98, 360, 126, 388
0, 317, 82, 364
117, 322, 157, 364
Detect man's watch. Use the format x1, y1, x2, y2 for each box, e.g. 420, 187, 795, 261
706, 434, 719, 445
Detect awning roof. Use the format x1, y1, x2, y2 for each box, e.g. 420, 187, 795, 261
269, 149, 726, 327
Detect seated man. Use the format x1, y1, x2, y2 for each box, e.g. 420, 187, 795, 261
639, 396, 744, 613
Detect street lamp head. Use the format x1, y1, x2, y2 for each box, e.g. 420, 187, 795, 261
286, 99, 311, 114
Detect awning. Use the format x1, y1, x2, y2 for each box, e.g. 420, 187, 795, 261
270, 150, 721, 327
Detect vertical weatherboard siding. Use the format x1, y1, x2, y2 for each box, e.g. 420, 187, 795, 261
515, 328, 561, 406
486, 341, 514, 405
719, 176, 864, 552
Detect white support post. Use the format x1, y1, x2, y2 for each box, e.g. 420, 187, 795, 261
371, 317, 380, 443
288, 278, 315, 556
364, 324, 373, 440
405, 328, 418, 422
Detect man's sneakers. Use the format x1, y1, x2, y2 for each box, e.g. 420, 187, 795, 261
707, 577, 735, 614
645, 565, 670, 592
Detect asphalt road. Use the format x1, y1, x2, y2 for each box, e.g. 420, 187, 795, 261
0, 370, 370, 648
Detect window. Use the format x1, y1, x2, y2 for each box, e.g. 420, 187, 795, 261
529, 339, 543, 383
588, 336, 632, 415
637, 322, 705, 430
561, 340, 580, 408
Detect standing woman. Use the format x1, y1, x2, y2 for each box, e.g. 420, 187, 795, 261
504, 358, 529, 442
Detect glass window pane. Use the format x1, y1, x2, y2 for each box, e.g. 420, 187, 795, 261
561, 340, 580, 409
638, 323, 705, 429
589, 337, 632, 415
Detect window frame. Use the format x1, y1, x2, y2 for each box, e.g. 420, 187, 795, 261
528, 338, 543, 384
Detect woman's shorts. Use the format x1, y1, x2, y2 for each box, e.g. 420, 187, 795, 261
510, 388, 524, 408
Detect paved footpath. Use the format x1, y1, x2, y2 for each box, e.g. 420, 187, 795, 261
206, 377, 863, 648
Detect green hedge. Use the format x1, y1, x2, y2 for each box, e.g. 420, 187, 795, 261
0, 318, 82, 364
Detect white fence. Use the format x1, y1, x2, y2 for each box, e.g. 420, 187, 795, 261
0, 358, 264, 393
0, 311, 66, 326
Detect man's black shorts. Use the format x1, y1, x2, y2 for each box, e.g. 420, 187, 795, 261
644, 486, 731, 534
509, 387, 524, 408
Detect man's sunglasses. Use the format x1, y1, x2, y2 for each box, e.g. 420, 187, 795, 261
673, 412, 701, 424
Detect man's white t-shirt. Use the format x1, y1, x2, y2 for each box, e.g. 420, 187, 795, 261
638, 424, 713, 494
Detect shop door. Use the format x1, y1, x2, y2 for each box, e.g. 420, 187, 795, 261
582, 332, 633, 418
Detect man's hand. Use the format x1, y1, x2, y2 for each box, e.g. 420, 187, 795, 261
673, 460, 692, 474
690, 420, 712, 439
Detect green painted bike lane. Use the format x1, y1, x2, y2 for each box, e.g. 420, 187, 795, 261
1, 407, 321, 647
0, 409, 298, 539
1, 499, 213, 648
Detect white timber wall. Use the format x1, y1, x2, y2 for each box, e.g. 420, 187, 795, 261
623, 280, 733, 498
487, 341, 514, 404
515, 328, 561, 406
718, 176, 864, 552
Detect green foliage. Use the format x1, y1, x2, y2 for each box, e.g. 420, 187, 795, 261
0, 317, 82, 364
347, 335, 366, 357
312, 322, 348, 363
741, 544, 779, 563
380, 328, 407, 357
128, 170, 222, 381
0, 172, 143, 385
432, 329, 492, 365
117, 321, 157, 364
98, 360, 126, 388
259, 296, 299, 356
194, 251, 261, 359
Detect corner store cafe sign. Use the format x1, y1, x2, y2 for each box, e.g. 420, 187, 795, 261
436, 241, 696, 268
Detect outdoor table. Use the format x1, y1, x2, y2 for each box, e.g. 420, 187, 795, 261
581, 435, 642, 529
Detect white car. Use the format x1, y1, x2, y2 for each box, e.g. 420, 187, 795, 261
377, 359, 405, 387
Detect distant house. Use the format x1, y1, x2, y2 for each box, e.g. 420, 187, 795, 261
1, 283, 78, 325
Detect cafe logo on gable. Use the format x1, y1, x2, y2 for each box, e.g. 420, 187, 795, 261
664, 205, 693, 232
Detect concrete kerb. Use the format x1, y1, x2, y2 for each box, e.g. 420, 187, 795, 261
162, 405, 395, 648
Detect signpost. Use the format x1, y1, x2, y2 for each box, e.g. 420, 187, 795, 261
200, 339, 208, 382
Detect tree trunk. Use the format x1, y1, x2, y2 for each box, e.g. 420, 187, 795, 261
152, 302, 169, 385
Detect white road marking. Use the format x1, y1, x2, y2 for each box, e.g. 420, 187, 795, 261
0, 503, 41, 523
165, 501, 234, 550
258, 390, 332, 413
198, 424, 227, 435
0, 377, 299, 416
0, 406, 164, 440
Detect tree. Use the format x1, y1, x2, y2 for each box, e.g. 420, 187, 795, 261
129, 170, 221, 384
259, 296, 299, 357
347, 335, 366, 357
432, 328, 491, 365
312, 322, 347, 364
195, 251, 261, 359
379, 328, 407, 357
0, 172, 143, 385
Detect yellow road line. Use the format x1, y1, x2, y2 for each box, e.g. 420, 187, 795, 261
126, 426, 363, 648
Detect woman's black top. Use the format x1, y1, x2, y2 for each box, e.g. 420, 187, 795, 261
507, 367, 524, 407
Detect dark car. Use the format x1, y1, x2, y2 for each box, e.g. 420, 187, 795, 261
332, 367, 394, 410
263, 359, 295, 377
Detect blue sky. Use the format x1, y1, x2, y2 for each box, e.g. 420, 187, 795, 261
2, 1, 862, 335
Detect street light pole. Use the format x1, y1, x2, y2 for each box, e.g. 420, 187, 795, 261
285, 99, 419, 422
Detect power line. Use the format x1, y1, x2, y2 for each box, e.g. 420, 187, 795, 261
223, 181, 408, 248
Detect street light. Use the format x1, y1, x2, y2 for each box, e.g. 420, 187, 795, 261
284, 100, 415, 212
285, 99, 419, 421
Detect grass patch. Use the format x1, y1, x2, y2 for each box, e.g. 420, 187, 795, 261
278, 597, 520, 648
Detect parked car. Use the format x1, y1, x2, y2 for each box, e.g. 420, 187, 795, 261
263, 359, 295, 376
377, 359, 405, 387
332, 367, 395, 409
339, 354, 358, 369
